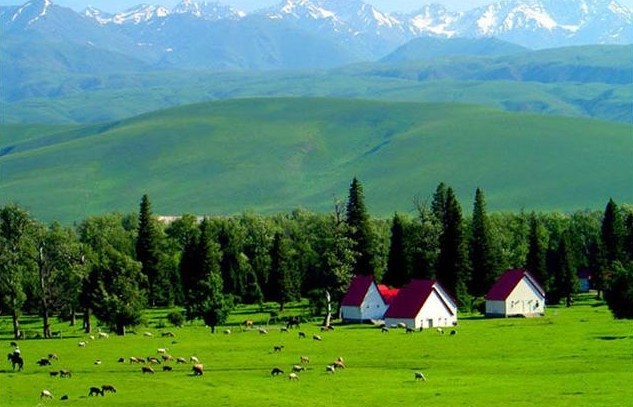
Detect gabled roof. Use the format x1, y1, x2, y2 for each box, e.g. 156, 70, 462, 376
486, 269, 545, 301
384, 279, 456, 318
341, 274, 375, 307
377, 285, 400, 305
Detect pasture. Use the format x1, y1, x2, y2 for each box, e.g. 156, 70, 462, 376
1, 296, 631, 406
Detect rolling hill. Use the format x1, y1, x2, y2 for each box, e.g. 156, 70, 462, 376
1, 98, 631, 224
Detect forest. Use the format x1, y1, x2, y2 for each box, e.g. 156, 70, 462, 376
1, 178, 632, 339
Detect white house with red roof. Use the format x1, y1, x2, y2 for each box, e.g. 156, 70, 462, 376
485, 269, 545, 317
383, 279, 457, 330
341, 275, 390, 322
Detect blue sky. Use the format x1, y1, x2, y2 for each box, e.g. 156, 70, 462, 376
5, 0, 633, 13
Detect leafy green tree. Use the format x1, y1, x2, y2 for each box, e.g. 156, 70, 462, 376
345, 177, 376, 275
469, 188, 500, 297
0, 204, 38, 339
526, 213, 550, 292
135, 194, 163, 306
383, 213, 409, 287
551, 230, 579, 306
604, 261, 633, 319
601, 198, 624, 264
623, 212, 633, 262
217, 220, 250, 300
410, 203, 441, 279
269, 231, 300, 311
437, 187, 470, 310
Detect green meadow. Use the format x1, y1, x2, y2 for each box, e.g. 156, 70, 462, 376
1, 295, 631, 406
2, 98, 632, 224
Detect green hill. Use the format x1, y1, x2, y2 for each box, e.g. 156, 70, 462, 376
2, 98, 631, 223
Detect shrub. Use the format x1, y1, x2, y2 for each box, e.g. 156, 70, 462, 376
167, 311, 185, 327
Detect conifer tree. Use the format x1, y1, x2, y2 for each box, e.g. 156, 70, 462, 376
431, 182, 448, 223
269, 232, 300, 311
601, 198, 624, 264
437, 187, 470, 309
410, 204, 441, 279
469, 188, 500, 297
604, 261, 633, 319
135, 194, 162, 306
345, 177, 376, 275
526, 213, 550, 292
383, 213, 409, 287
551, 230, 579, 306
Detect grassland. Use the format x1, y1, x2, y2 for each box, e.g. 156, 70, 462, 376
2, 97, 632, 224
1, 295, 631, 406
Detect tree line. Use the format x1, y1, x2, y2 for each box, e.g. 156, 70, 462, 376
1, 178, 632, 338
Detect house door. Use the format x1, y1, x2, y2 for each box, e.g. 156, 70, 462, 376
427, 319, 433, 328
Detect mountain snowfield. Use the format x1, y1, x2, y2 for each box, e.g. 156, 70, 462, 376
2, 0, 632, 53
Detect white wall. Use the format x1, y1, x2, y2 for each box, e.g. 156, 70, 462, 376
506, 278, 545, 316
341, 282, 388, 322
415, 290, 457, 328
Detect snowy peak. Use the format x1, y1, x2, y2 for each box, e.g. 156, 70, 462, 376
267, 0, 338, 21
172, 0, 245, 20
109, 4, 170, 25
10, 0, 53, 25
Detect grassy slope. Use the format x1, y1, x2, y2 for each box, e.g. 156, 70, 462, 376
2, 98, 632, 223
1, 296, 631, 406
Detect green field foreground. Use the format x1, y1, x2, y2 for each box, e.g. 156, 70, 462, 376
1, 296, 631, 406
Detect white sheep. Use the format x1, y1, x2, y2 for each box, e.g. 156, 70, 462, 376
78, 341, 87, 347
157, 348, 168, 354
415, 371, 427, 381
40, 389, 53, 399
326, 365, 336, 373
190, 356, 200, 363
224, 329, 231, 334
288, 373, 299, 380
98, 332, 109, 339
144, 332, 153, 337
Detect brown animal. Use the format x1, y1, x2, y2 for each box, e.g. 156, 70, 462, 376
300, 356, 310, 364
101, 384, 117, 393
59, 369, 72, 378
88, 387, 104, 396
176, 357, 187, 364
141, 366, 155, 374
243, 319, 254, 328
161, 354, 174, 362
192, 364, 204, 376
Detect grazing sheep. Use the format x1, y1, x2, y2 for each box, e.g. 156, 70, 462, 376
143, 332, 153, 337
48, 353, 59, 361
89, 335, 95, 340
192, 364, 204, 376
37, 358, 52, 366
337, 356, 344, 363
59, 369, 72, 378
288, 373, 299, 380
60, 395, 68, 400
397, 322, 407, 329
273, 345, 284, 352
161, 331, 175, 337
258, 328, 268, 335
450, 330, 457, 335
224, 329, 231, 335
49, 371, 59, 377
243, 319, 254, 328
280, 327, 288, 333
326, 365, 336, 373
141, 366, 155, 374
298, 332, 306, 338
117, 357, 125, 363
312, 335, 322, 341
270, 367, 284, 376
436, 328, 444, 335
176, 357, 187, 364
163, 365, 173, 372
129, 356, 139, 364
88, 387, 104, 396
320, 325, 334, 331
333, 361, 345, 369
98, 332, 109, 339
78, 341, 87, 347
147, 357, 161, 365
381, 326, 389, 333
292, 365, 305, 372
300, 356, 310, 364
101, 385, 117, 393
414, 371, 427, 381
40, 389, 53, 399
137, 357, 146, 363
157, 348, 168, 354
405, 327, 415, 334
190, 356, 200, 363
94, 360, 102, 365
161, 354, 174, 362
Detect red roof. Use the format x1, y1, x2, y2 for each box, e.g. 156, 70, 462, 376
377, 285, 400, 305
341, 275, 375, 306
384, 279, 455, 318
486, 269, 545, 301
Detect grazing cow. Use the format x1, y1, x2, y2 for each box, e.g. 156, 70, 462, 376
280, 327, 288, 333
286, 316, 301, 329
288, 373, 299, 381
129, 356, 140, 363
326, 365, 336, 374
320, 325, 334, 331
141, 366, 155, 374
298, 332, 306, 338
89, 335, 95, 340
192, 364, 204, 376
176, 357, 187, 364
414, 371, 427, 381
40, 389, 53, 399
37, 358, 52, 366
333, 361, 345, 369
450, 330, 457, 335
273, 345, 284, 352
59, 369, 72, 378
88, 387, 104, 396
101, 385, 117, 393
7, 353, 24, 371
163, 365, 173, 371
381, 326, 389, 333
94, 360, 102, 365
312, 335, 322, 341
300, 356, 310, 364
147, 357, 161, 365
270, 367, 284, 376
292, 365, 305, 372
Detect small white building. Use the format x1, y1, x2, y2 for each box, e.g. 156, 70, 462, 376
341, 275, 389, 322
383, 279, 457, 330
485, 269, 545, 317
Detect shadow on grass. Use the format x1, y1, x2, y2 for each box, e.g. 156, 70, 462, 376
595, 335, 630, 341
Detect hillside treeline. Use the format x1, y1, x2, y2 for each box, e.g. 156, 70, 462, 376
1, 179, 632, 338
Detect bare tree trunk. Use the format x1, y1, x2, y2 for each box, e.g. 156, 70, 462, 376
323, 290, 332, 327
42, 307, 51, 339
39, 247, 52, 338
83, 308, 91, 334
12, 309, 21, 340
69, 307, 76, 326
116, 323, 125, 336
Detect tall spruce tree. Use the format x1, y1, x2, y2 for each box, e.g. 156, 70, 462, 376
135, 194, 162, 306
345, 177, 376, 275
526, 213, 550, 292
437, 187, 470, 310
431, 182, 448, 223
551, 230, 579, 306
269, 232, 300, 311
601, 198, 624, 264
469, 188, 500, 297
410, 204, 441, 279
383, 213, 409, 287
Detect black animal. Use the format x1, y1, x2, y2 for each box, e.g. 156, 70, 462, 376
405, 327, 415, 334
450, 330, 457, 335
162, 365, 173, 371
36, 358, 52, 366
60, 395, 69, 400
88, 387, 104, 396
270, 367, 284, 376
286, 316, 301, 329
101, 384, 117, 393
273, 345, 284, 352
7, 353, 24, 371
142, 366, 155, 374
10, 341, 18, 347
298, 332, 306, 338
